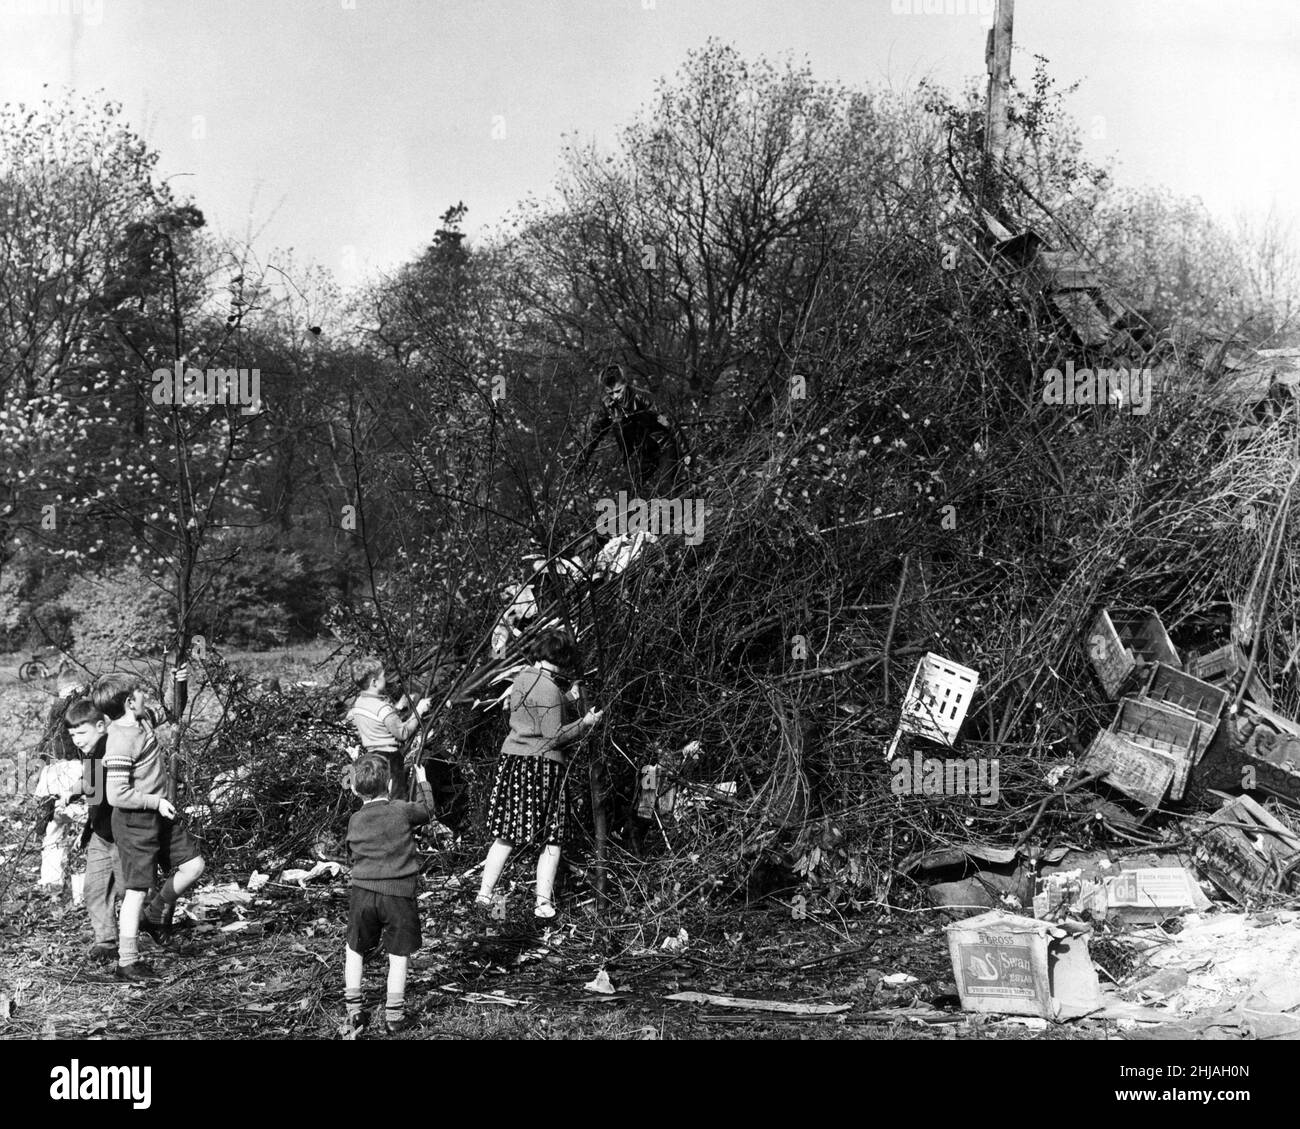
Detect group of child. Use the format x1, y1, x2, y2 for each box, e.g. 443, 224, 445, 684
29, 634, 594, 1034
33, 665, 206, 980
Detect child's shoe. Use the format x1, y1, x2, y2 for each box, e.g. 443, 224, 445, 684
382, 1013, 411, 1034
114, 961, 161, 982
534, 900, 557, 920
88, 941, 117, 963
139, 909, 171, 946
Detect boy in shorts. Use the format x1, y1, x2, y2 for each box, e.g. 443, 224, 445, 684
65, 698, 120, 962
343, 754, 434, 1034
94, 671, 205, 982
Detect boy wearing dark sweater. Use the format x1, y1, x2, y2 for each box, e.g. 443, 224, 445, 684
344, 753, 434, 1033
65, 699, 119, 962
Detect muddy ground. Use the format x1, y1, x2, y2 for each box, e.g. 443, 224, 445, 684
0, 804, 1113, 1042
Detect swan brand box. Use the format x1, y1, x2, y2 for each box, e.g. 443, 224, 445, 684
945, 911, 1102, 1019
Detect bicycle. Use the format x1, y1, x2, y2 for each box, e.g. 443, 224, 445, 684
18, 652, 54, 682
17, 646, 75, 683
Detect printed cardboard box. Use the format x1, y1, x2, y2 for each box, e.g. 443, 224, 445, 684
945, 910, 1102, 1020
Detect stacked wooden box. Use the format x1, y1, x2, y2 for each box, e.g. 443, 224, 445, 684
1086, 608, 1179, 700
1083, 609, 1230, 814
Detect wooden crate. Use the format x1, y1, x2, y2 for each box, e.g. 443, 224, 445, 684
1115, 695, 1205, 802
886, 653, 980, 759
1190, 708, 1300, 809
1028, 250, 1103, 293
1079, 728, 1178, 813
1142, 663, 1228, 728
1192, 794, 1300, 905
1050, 292, 1113, 346
1188, 643, 1274, 710
1139, 663, 1229, 793
1086, 608, 1179, 699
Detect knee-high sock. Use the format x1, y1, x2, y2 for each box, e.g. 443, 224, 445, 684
386, 956, 408, 1022
535, 844, 561, 909
344, 946, 364, 1018
147, 877, 177, 919
478, 839, 512, 900
118, 889, 145, 966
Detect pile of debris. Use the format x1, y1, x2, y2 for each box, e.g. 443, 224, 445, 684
894, 609, 1300, 1036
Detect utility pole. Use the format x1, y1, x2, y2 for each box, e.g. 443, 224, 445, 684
983, 0, 1015, 208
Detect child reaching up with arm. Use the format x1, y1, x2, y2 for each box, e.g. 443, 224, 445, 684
346, 657, 431, 797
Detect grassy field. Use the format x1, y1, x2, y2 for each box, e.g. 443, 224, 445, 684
0, 641, 344, 793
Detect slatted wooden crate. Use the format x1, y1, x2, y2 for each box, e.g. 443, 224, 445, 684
885, 653, 980, 760
1139, 663, 1229, 793
1079, 696, 1204, 811
1191, 702, 1300, 808
1086, 608, 1180, 699
1050, 292, 1113, 346
1188, 643, 1273, 710
1192, 794, 1300, 905
1120, 694, 1207, 801
1079, 729, 1178, 812
1026, 250, 1103, 293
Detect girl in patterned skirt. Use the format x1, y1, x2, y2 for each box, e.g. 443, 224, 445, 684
476, 627, 603, 918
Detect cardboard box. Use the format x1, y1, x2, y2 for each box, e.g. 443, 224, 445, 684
945, 911, 1102, 1020
1033, 866, 1208, 923
1105, 868, 1211, 919
1033, 872, 1109, 920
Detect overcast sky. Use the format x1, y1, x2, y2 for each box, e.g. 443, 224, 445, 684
3, 0, 1297, 285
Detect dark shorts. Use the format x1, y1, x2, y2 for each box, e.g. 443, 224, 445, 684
347, 887, 421, 957
111, 807, 201, 891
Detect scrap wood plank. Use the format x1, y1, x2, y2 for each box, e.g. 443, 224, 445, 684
438, 984, 528, 1007
846, 1008, 959, 1025
699, 1013, 846, 1024
665, 991, 850, 1015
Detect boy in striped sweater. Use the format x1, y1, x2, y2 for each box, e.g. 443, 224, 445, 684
346, 657, 431, 797
93, 670, 205, 982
